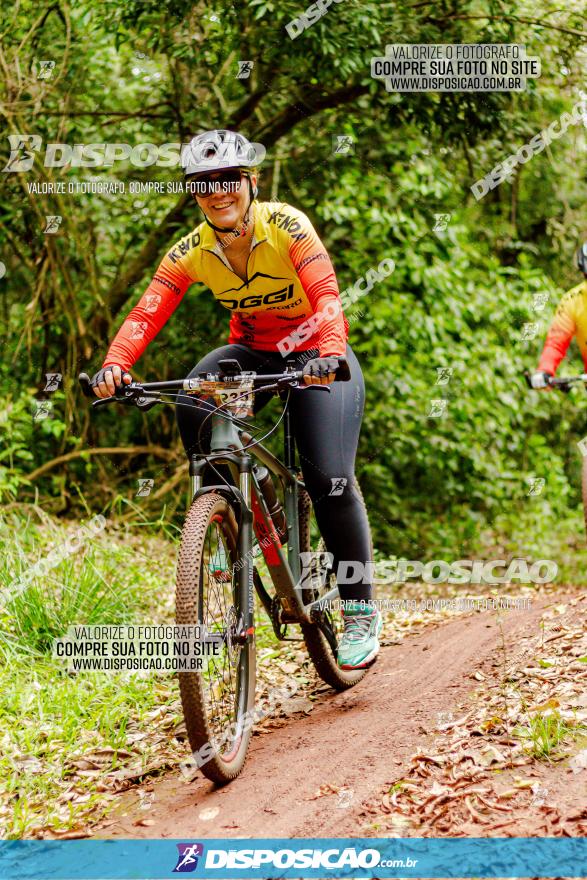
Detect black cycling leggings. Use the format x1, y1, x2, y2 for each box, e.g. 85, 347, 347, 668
175, 343, 372, 601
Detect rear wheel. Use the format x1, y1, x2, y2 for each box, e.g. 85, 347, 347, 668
176, 492, 255, 784
582, 456, 587, 540
297, 482, 370, 690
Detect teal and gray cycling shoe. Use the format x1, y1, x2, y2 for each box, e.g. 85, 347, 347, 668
337, 601, 383, 669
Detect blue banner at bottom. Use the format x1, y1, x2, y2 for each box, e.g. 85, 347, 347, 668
0, 837, 586, 879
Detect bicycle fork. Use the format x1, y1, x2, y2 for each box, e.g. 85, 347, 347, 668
189, 451, 255, 641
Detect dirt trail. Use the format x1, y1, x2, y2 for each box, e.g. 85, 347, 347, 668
98, 596, 568, 839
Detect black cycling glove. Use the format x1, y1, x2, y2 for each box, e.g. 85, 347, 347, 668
90, 366, 132, 391
302, 356, 340, 383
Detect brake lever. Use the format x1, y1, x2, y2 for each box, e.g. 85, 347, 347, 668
276, 377, 331, 393
136, 395, 161, 411
299, 384, 331, 392
91, 386, 140, 408
277, 377, 299, 393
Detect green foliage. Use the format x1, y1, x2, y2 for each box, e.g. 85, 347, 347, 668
0, 394, 34, 501
513, 709, 584, 759
0, 510, 162, 656
1, 0, 587, 559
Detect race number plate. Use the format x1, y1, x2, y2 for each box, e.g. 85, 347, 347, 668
200, 379, 254, 417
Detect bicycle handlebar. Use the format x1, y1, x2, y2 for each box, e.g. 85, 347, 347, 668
79, 356, 351, 408
524, 370, 587, 392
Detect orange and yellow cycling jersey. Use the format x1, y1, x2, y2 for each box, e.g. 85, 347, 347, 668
538, 280, 587, 375
103, 201, 349, 371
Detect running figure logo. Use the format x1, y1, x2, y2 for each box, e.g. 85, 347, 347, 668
329, 477, 347, 496
32, 400, 53, 422
173, 843, 204, 873
532, 292, 549, 312
3, 134, 42, 172
333, 135, 354, 155
44, 372, 62, 392
433, 213, 451, 231
521, 322, 539, 340
527, 477, 545, 496
144, 293, 162, 313
236, 61, 253, 79
435, 367, 453, 386
129, 321, 148, 339
428, 398, 448, 418
44, 215, 62, 234
37, 60, 56, 80
136, 478, 154, 497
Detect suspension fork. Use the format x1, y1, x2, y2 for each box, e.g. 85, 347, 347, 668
189, 456, 205, 499
189, 452, 255, 638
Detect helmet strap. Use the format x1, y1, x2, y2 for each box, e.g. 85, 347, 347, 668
202, 174, 256, 236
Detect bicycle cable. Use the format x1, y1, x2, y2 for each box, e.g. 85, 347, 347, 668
195, 386, 293, 490
134, 382, 294, 490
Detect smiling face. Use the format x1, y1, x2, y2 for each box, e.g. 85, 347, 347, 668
193, 169, 256, 229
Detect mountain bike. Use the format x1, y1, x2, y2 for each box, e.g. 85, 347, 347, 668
79, 357, 370, 783
526, 371, 587, 537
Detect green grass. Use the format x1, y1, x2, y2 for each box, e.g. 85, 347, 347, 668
513, 709, 584, 759
0, 505, 291, 838
0, 506, 183, 837
0, 505, 177, 656
0, 658, 168, 837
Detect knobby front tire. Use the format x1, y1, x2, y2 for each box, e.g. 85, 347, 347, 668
176, 492, 256, 784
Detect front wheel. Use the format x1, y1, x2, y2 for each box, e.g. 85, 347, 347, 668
582, 456, 587, 540
175, 492, 255, 784
298, 484, 370, 690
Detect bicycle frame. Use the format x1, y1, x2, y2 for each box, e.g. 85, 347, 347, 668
188, 405, 339, 632
78, 365, 346, 633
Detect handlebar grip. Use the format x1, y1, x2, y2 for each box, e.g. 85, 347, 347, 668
79, 373, 94, 397
334, 357, 351, 382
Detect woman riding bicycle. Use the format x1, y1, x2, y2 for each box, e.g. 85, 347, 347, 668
90, 129, 381, 670
530, 242, 587, 388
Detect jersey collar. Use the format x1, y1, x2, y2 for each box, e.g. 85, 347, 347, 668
199, 203, 267, 256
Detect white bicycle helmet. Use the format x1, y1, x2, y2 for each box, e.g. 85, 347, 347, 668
181, 129, 260, 177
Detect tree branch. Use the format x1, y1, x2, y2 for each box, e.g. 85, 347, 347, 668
430, 13, 587, 39
231, 86, 268, 128
41, 109, 175, 119
28, 445, 179, 481
253, 83, 370, 145
104, 192, 192, 315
